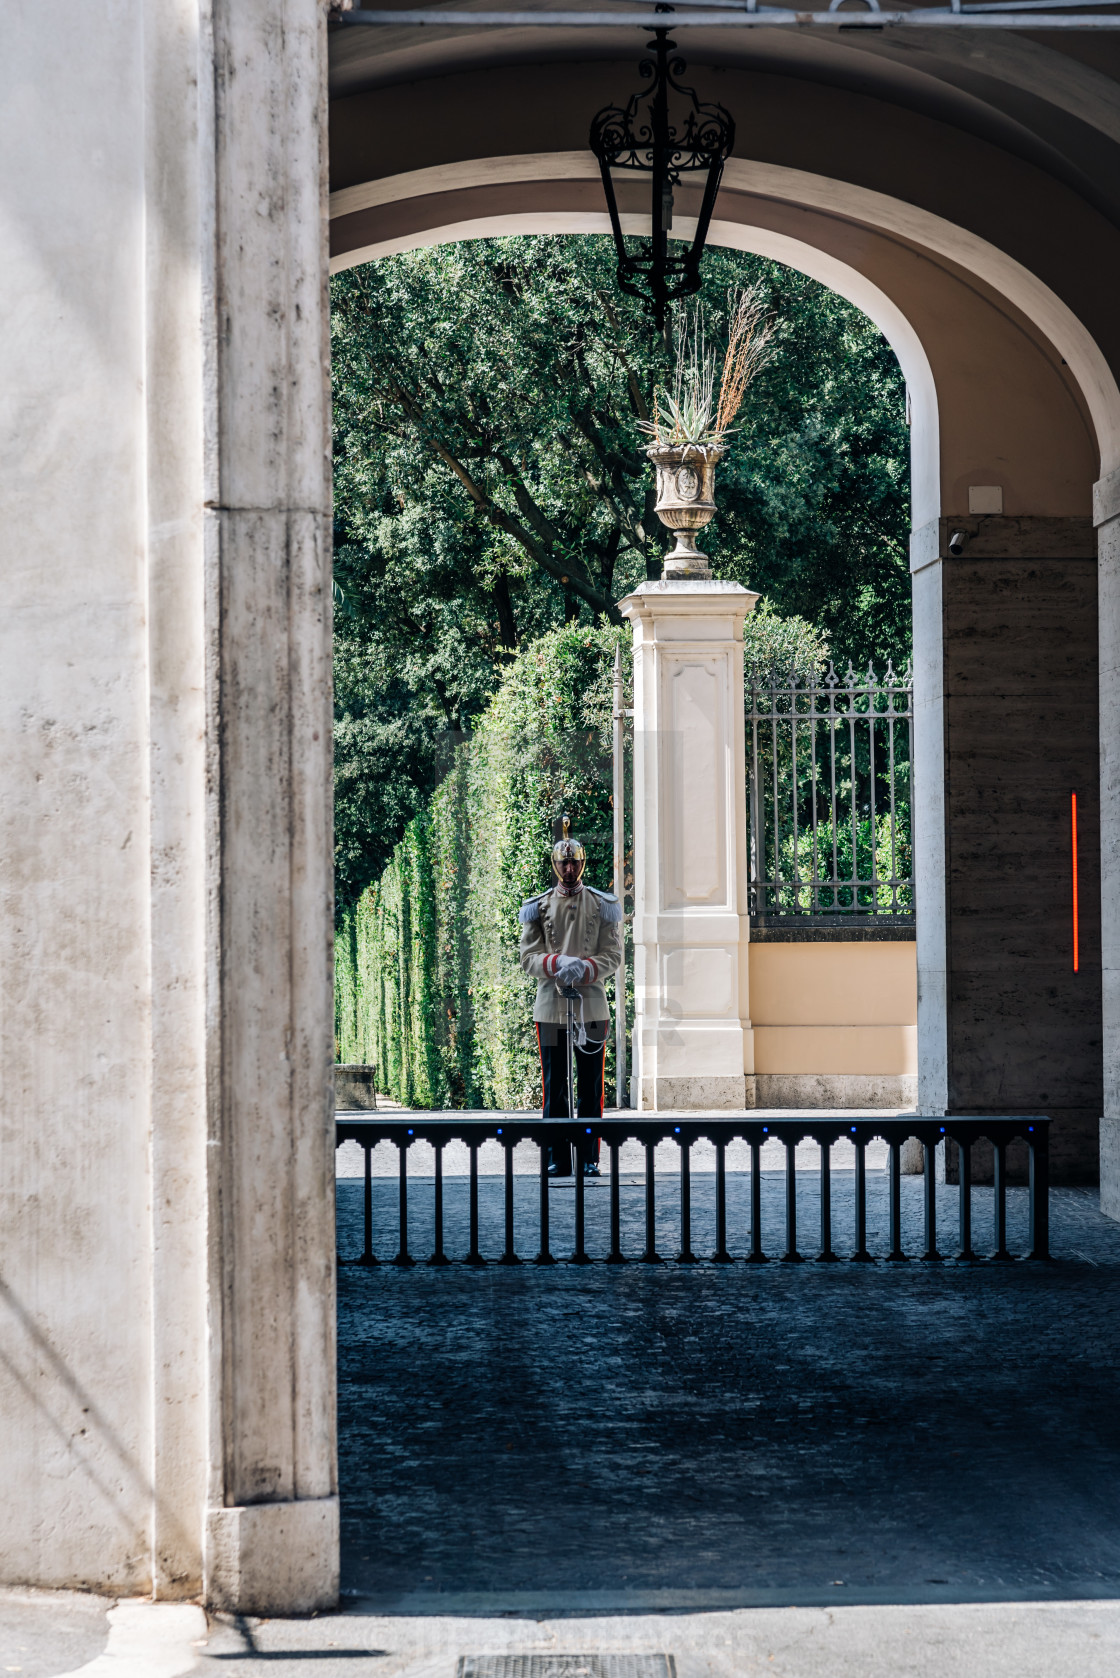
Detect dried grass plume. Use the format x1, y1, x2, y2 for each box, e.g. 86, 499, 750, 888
716, 284, 776, 437
639, 282, 776, 448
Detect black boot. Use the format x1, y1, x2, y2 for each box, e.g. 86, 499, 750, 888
547, 1146, 573, 1177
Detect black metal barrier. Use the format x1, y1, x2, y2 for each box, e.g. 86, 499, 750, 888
335, 1114, 1050, 1268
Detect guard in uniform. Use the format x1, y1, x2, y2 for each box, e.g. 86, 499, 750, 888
519, 817, 623, 1176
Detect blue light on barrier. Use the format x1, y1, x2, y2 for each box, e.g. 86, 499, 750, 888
586, 1128, 592, 1134
851, 1126, 857, 1133
763, 1126, 769, 1132
1028, 1125, 1034, 1132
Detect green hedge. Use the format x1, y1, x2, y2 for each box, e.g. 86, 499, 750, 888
335, 624, 632, 1109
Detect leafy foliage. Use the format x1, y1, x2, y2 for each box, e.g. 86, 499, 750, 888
743, 601, 831, 678
331, 235, 910, 913
336, 625, 633, 1107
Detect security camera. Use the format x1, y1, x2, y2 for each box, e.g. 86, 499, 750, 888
948, 530, 968, 556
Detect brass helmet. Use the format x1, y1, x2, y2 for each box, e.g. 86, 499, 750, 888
551, 814, 586, 884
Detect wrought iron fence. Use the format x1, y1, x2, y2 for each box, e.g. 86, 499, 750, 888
335, 1113, 1050, 1266
747, 660, 914, 926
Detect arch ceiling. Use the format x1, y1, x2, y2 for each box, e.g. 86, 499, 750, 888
329, 17, 1120, 214
328, 15, 1120, 485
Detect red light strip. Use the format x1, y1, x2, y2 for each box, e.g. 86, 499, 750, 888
1072, 791, 1080, 974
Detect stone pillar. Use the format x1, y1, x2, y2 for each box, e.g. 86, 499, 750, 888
1097, 469, 1120, 1217
1, 0, 163, 1600
619, 580, 758, 1111
0, 0, 337, 1611
913, 515, 1102, 1183
201, 0, 338, 1613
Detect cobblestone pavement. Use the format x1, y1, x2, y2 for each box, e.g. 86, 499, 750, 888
337, 1173, 1120, 1610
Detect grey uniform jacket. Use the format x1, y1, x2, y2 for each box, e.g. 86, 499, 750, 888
518, 884, 624, 1024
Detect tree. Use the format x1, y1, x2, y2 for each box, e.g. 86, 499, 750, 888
331, 235, 910, 911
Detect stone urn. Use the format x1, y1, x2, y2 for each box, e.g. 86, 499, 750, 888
646, 441, 725, 579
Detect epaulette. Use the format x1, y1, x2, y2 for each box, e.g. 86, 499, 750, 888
518, 892, 550, 925
587, 886, 623, 923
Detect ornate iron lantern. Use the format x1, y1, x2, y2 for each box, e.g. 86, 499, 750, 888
589, 26, 734, 335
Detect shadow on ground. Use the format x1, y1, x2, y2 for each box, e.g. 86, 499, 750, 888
337, 1175, 1120, 1611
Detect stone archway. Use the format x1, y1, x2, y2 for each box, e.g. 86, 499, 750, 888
7, 0, 1120, 1619
328, 158, 1115, 1172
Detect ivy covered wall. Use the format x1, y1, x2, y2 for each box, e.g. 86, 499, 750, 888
335, 624, 632, 1109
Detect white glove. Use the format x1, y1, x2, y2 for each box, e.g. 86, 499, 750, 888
555, 955, 591, 985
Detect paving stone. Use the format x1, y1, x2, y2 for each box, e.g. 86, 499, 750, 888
197, 1599, 1120, 1678
0, 1588, 109, 1678
337, 1181, 1120, 1607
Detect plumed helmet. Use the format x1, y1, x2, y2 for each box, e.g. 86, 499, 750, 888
550, 813, 586, 882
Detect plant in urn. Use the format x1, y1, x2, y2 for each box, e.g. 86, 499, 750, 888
640, 288, 775, 579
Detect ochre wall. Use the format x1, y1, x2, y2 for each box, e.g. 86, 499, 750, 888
748, 941, 917, 1077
